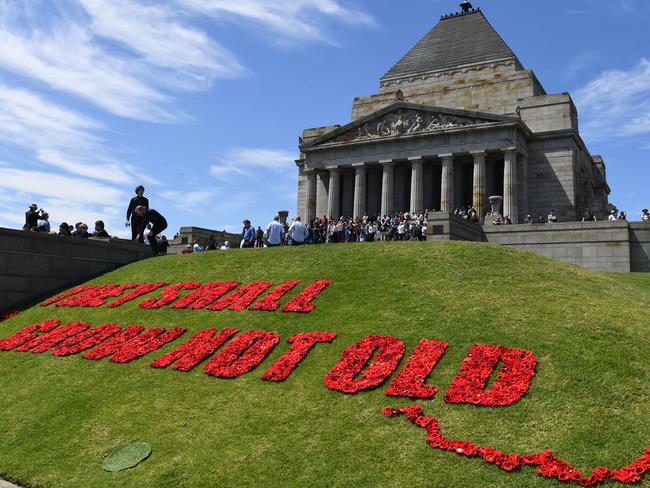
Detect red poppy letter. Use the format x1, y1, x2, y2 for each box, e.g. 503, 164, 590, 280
444, 344, 537, 406
16, 322, 90, 353
139, 282, 201, 309
150, 328, 238, 371
249, 280, 301, 311
386, 339, 448, 399
172, 281, 240, 309
204, 330, 279, 378
283, 280, 332, 313
57, 284, 138, 307
325, 335, 405, 394
52, 324, 124, 356
208, 282, 273, 311
0, 320, 61, 350
39, 286, 93, 306
108, 283, 168, 308
83, 326, 186, 363
261, 332, 337, 382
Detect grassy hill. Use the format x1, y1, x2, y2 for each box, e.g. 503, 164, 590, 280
0, 241, 648, 488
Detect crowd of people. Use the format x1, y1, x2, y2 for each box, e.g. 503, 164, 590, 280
21, 185, 170, 256
22, 202, 113, 239
232, 211, 429, 248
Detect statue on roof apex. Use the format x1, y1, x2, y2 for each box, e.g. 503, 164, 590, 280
460, 1, 473, 13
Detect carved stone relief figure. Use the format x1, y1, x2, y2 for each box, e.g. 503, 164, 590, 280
331, 109, 490, 143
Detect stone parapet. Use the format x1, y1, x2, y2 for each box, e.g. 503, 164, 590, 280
426, 212, 486, 242
0, 227, 151, 313
483, 221, 632, 272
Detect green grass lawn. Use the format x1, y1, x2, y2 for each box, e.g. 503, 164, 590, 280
0, 241, 648, 487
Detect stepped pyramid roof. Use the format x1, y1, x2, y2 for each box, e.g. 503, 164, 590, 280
381, 8, 522, 82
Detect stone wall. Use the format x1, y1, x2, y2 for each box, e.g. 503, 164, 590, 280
354, 61, 542, 121
526, 138, 577, 222
0, 227, 151, 313
421, 217, 650, 273
630, 223, 650, 272
426, 212, 486, 242
483, 221, 632, 272
518, 93, 578, 133
168, 226, 241, 254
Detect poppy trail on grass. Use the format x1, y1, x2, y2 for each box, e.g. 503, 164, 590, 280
383, 405, 650, 486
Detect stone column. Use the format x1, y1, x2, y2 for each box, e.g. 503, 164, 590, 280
305, 170, 316, 223
471, 151, 487, 223
519, 154, 529, 219
503, 148, 519, 223
380, 160, 394, 216
327, 168, 340, 219
352, 164, 367, 219
409, 157, 424, 214
439, 154, 454, 212
315, 172, 328, 219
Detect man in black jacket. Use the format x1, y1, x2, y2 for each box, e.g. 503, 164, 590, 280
126, 185, 149, 241
134, 206, 167, 255
23, 203, 39, 231
92, 220, 109, 238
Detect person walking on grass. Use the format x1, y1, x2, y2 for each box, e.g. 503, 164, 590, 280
241, 219, 255, 248
266, 216, 284, 247
288, 216, 308, 246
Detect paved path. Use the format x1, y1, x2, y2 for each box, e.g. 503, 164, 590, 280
0, 480, 21, 488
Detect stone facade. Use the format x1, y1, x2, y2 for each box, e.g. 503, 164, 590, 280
295, 5, 610, 226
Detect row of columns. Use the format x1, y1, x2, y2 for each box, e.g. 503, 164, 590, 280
305, 148, 521, 223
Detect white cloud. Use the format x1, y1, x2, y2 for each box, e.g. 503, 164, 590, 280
78, 0, 243, 86
0, 167, 124, 205
0, 0, 371, 121
36, 149, 135, 185
0, 0, 242, 122
0, 82, 101, 150
160, 189, 219, 214
210, 148, 297, 181
175, 0, 375, 44
0, 83, 140, 186
574, 58, 650, 142
0, 23, 176, 122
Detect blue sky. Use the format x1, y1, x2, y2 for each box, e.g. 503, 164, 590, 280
0, 0, 648, 237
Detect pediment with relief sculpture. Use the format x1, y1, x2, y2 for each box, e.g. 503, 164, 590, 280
300, 102, 517, 149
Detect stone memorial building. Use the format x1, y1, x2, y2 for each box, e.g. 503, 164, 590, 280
295, 2, 610, 225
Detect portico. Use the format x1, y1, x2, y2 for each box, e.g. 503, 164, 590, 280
297, 102, 528, 223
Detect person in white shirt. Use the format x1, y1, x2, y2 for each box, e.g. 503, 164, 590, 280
642, 209, 650, 221
193, 241, 205, 252
547, 209, 558, 223
397, 222, 406, 240
608, 210, 617, 221
366, 222, 377, 242
288, 216, 308, 245
219, 241, 230, 250
266, 216, 284, 247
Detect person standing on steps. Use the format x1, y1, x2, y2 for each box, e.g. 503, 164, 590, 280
134, 206, 167, 255
126, 185, 149, 242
